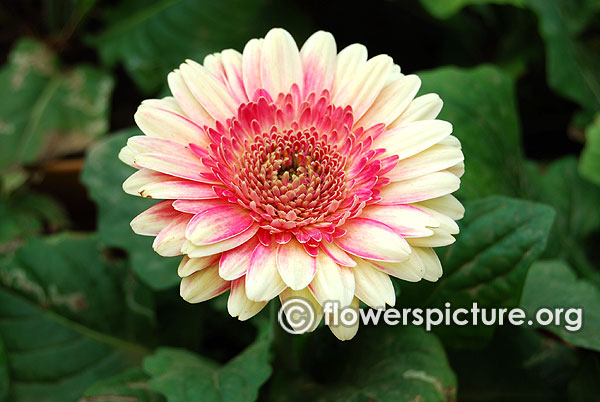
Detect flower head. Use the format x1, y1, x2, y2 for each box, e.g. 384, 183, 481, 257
120, 28, 464, 340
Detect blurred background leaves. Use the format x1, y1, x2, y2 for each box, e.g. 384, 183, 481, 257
0, 0, 599, 401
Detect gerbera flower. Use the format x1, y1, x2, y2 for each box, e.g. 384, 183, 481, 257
120, 28, 464, 340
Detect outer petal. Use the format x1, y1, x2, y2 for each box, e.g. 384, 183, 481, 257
357, 74, 421, 128
335, 218, 410, 262
320, 241, 357, 267
124, 169, 218, 200
300, 31, 336, 96
185, 204, 254, 245
371, 251, 425, 282
167, 70, 214, 126
390, 93, 443, 126
152, 213, 191, 257
204, 49, 248, 105
178, 255, 219, 278
332, 44, 367, 97
228, 277, 267, 321
180, 264, 230, 303
374, 120, 453, 160
309, 253, 355, 307
378, 172, 460, 205
386, 144, 464, 182
179, 60, 239, 122
328, 297, 360, 341
358, 205, 438, 238
182, 223, 260, 258
261, 28, 303, 96
134, 98, 210, 146
279, 287, 323, 333
242, 38, 263, 99
353, 258, 396, 309
276, 238, 317, 290
134, 153, 217, 184
246, 243, 286, 301
414, 194, 465, 221
413, 247, 443, 281
219, 236, 260, 280
130, 201, 177, 236
333, 54, 393, 120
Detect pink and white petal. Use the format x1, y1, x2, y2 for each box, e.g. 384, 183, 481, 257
279, 287, 323, 333
357, 74, 421, 128
353, 258, 396, 309
228, 277, 267, 321
332, 54, 393, 121
130, 200, 177, 235
300, 30, 336, 96
261, 28, 303, 96
358, 205, 439, 238
321, 241, 357, 267
374, 120, 453, 160
178, 255, 220, 278
180, 264, 230, 303
386, 144, 464, 182
139, 180, 218, 200
414, 194, 464, 221
246, 243, 287, 301
332, 44, 367, 97
371, 250, 425, 282
134, 98, 209, 146
411, 205, 459, 234
172, 199, 228, 214
182, 223, 260, 258
378, 171, 460, 205
134, 153, 217, 183
309, 253, 355, 307
167, 70, 214, 126
328, 297, 360, 341
221, 49, 248, 104
123, 169, 165, 196
335, 218, 410, 262
179, 60, 239, 122
406, 231, 455, 247
118, 146, 136, 167
152, 214, 191, 257
242, 38, 263, 99
412, 247, 443, 282
219, 236, 260, 280
185, 204, 254, 245
390, 93, 443, 127
276, 239, 317, 290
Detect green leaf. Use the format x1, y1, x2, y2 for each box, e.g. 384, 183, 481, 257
272, 326, 456, 402
0, 39, 114, 172
84, 368, 166, 402
0, 189, 67, 250
87, 0, 298, 93
0, 233, 149, 402
520, 260, 600, 352
418, 65, 525, 200
525, 0, 600, 111
407, 196, 555, 347
419, 0, 525, 19
0, 337, 8, 402
579, 114, 600, 186
143, 321, 273, 402
81, 129, 180, 290
568, 354, 600, 402
524, 156, 600, 286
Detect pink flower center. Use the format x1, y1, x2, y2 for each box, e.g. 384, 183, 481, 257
203, 85, 395, 246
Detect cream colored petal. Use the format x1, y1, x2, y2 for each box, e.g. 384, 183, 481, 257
390, 93, 443, 126
300, 30, 336, 95
228, 277, 267, 321
279, 287, 323, 333
371, 250, 425, 282
353, 258, 396, 309
328, 297, 360, 341
167, 69, 214, 126
180, 264, 229, 303
261, 28, 303, 96
332, 44, 367, 96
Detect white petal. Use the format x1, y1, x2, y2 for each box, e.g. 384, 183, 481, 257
372, 250, 425, 282
353, 258, 396, 309
261, 28, 303, 96
300, 30, 336, 95
130, 201, 176, 235
328, 297, 360, 341
378, 171, 460, 205
245, 243, 286, 301
309, 253, 355, 307
386, 143, 464, 182
242, 38, 263, 99
332, 44, 367, 97
358, 205, 438, 238
180, 264, 229, 303
228, 277, 267, 320
178, 255, 219, 278
152, 214, 191, 257
412, 247, 443, 282
167, 70, 214, 126
415, 194, 465, 220
374, 120, 453, 160
391, 93, 443, 126
276, 239, 317, 290
279, 287, 323, 333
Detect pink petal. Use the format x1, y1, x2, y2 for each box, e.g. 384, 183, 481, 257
182, 223, 260, 258
300, 31, 336, 96
185, 204, 254, 245
320, 241, 357, 267
219, 236, 260, 280
134, 153, 218, 184
335, 218, 410, 262
276, 238, 317, 290
245, 243, 286, 301
130, 200, 177, 235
